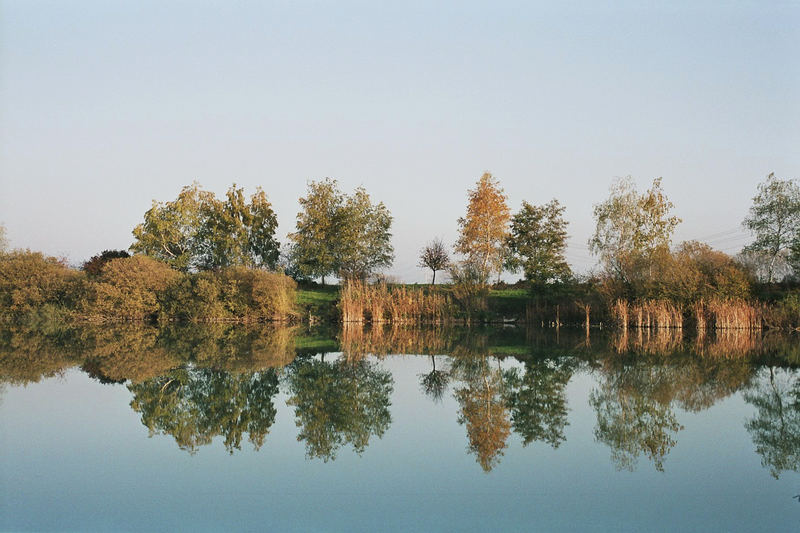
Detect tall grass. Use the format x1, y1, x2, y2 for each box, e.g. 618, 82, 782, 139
339, 280, 453, 324
693, 299, 762, 330
611, 299, 683, 329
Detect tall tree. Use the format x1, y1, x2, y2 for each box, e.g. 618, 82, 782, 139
418, 238, 450, 285
742, 173, 800, 282
288, 178, 344, 284
336, 187, 394, 281
289, 180, 394, 283
505, 199, 571, 285
452, 355, 511, 472
131, 183, 210, 271
131, 183, 280, 271
589, 177, 681, 284
455, 173, 511, 282
195, 185, 280, 270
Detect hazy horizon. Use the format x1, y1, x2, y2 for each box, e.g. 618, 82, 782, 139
1, 1, 798, 282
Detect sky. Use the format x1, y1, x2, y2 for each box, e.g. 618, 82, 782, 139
1, 0, 798, 282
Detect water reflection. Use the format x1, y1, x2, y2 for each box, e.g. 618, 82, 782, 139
1, 323, 799, 476
285, 355, 393, 461
744, 367, 800, 478
130, 368, 280, 453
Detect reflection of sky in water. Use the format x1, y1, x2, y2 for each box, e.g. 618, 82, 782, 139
1, 354, 798, 532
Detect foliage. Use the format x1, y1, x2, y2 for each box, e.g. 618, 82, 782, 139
455, 173, 511, 281
0, 224, 8, 253
131, 182, 280, 271
743, 173, 800, 282
505, 200, 571, 285
285, 356, 393, 461
744, 367, 800, 478
590, 177, 681, 284
129, 367, 280, 453
160, 267, 297, 322
336, 187, 394, 280
82, 249, 130, 276
91, 256, 181, 320
194, 185, 280, 270
504, 357, 576, 448
452, 355, 511, 472
289, 179, 394, 282
590, 360, 685, 472
448, 262, 489, 319
0, 250, 84, 317
418, 238, 450, 285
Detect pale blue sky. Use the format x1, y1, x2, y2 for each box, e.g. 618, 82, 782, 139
1, 1, 798, 281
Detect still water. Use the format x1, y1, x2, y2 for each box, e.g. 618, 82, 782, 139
1, 324, 798, 532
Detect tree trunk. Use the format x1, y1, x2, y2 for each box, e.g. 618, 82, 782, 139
432, 269, 436, 286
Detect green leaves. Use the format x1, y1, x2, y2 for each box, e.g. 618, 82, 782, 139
505, 199, 571, 285
131, 183, 280, 272
289, 179, 394, 282
743, 173, 800, 282
590, 177, 681, 283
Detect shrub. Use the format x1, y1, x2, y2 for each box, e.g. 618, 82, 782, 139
90, 255, 180, 320
0, 250, 84, 317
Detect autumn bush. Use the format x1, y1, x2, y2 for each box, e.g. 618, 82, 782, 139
0, 250, 85, 319
160, 267, 296, 322
89, 255, 181, 320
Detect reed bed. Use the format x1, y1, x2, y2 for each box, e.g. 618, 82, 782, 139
693, 299, 762, 330
339, 323, 459, 359
611, 299, 683, 329
339, 280, 453, 324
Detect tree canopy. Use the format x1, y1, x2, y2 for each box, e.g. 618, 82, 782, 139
131, 183, 280, 271
418, 238, 450, 285
743, 173, 800, 282
288, 179, 394, 282
505, 199, 571, 285
590, 177, 681, 284
455, 173, 511, 282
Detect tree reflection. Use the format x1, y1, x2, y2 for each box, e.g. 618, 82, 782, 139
419, 355, 450, 402
505, 357, 576, 448
284, 356, 393, 461
744, 367, 800, 478
129, 367, 280, 454
590, 362, 684, 472
451, 355, 511, 472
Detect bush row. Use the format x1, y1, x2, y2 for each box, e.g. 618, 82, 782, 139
0, 251, 297, 323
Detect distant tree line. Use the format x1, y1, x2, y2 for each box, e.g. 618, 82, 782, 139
2, 169, 800, 326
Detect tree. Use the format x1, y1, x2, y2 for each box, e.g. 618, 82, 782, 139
129, 367, 280, 454
743, 173, 800, 282
336, 187, 394, 281
82, 249, 130, 276
589, 177, 681, 285
505, 200, 571, 285
288, 178, 343, 284
0, 224, 8, 253
289, 180, 394, 283
455, 173, 511, 282
131, 183, 211, 271
744, 367, 800, 478
285, 356, 393, 461
418, 238, 450, 285
504, 357, 576, 448
131, 183, 280, 271
452, 355, 511, 472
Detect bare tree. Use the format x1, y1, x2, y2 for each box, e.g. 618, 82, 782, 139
418, 238, 450, 285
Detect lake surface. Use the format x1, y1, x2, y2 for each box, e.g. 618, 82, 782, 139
1, 324, 798, 532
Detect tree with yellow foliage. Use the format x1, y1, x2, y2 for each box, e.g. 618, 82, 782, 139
455, 173, 511, 282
